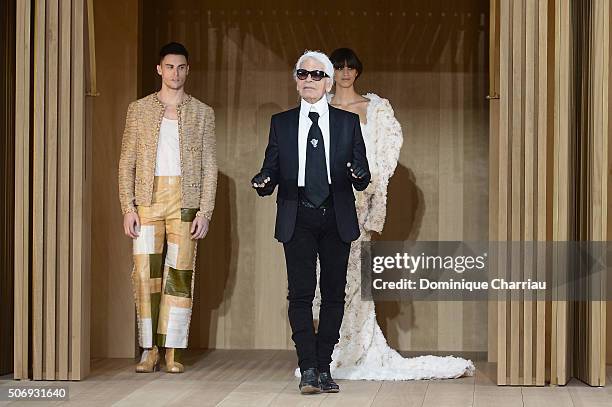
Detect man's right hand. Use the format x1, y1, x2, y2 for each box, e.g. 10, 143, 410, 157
251, 172, 271, 189
123, 212, 140, 239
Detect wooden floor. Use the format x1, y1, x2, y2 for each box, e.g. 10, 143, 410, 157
1, 350, 612, 406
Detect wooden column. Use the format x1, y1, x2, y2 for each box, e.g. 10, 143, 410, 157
494, 0, 553, 386
492, 0, 608, 386
14, 0, 91, 380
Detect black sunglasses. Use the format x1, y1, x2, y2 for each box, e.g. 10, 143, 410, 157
296, 69, 329, 81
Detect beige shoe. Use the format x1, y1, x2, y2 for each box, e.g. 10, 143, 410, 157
136, 346, 160, 373
165, 348, 184, 373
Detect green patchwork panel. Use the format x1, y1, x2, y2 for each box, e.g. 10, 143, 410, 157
164, 268, 193, 298
156, 333, 166, 348
181, 208, 198, 222
171, 348, 183, 363
150, 292, 161, 338
149, 254, 163, 279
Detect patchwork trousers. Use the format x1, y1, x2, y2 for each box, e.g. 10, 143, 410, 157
132, 176, 198, 349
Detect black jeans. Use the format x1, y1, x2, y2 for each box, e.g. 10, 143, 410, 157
283, 205, 351, 373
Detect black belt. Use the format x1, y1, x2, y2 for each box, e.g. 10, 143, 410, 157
297, 188, 334, 209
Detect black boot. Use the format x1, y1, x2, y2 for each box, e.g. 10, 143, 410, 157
299, 368, 320, 394
319, 371, 340, 393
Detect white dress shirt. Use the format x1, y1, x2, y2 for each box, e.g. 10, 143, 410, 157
155, 117, 182, 176
298, 96, 331, 186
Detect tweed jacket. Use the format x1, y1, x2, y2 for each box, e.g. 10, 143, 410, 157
118, 93, 217, 220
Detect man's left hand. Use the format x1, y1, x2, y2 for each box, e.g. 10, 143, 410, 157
191, 216, 209, 240
346, 162, 368, 180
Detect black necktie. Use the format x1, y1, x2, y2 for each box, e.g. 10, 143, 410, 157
304, 111, 329, 207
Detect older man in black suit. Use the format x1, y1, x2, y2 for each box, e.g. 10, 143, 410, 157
251, 50, 370, 395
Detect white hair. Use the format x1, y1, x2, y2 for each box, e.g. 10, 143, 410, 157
293, 50, 334, 88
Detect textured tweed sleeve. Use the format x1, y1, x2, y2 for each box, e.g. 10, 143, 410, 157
196, 106, 218, 220
118, 102, 138, 215
364, 98, 403, 233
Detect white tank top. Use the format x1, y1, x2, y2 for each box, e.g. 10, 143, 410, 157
155, 117, 181, 176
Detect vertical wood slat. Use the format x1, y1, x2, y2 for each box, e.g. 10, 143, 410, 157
32, 0, 46, 381
586, 0, 593, 381
44, 0, 58, 381
609, 0, 612, 367
487, 0, 501, 365
496, 0, 511, 386
581, 0, 591, 385
58, 0, 72, 380
596, 0, 608, 384
586, 0, 608, 387
552, 0, 572, 386
14, 0, 31, 381
523, 0, 536, 386
71, 0, 88, 379
535, 0, 550, 387
496, 1, 512, 385
577, 0, 589, 384
509, 0, 523, 385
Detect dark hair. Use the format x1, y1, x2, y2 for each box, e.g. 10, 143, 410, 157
329, 48, 363, 78
159, 42, 189, 63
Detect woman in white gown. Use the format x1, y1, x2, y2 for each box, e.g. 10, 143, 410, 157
303, 48, 475, 380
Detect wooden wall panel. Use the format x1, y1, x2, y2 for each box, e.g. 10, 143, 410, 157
87, 0, 491, 356
556, 0, 608, 387
90, 0, 139, 358
492, 0, 560, 386
14, 0, 91, 380
96, 0, 490, 355
493, 0, 608, 387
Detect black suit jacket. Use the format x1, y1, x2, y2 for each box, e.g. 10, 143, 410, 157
255, 104, 370, 243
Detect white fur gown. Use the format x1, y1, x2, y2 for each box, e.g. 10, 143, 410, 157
296, 93, 475, 380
